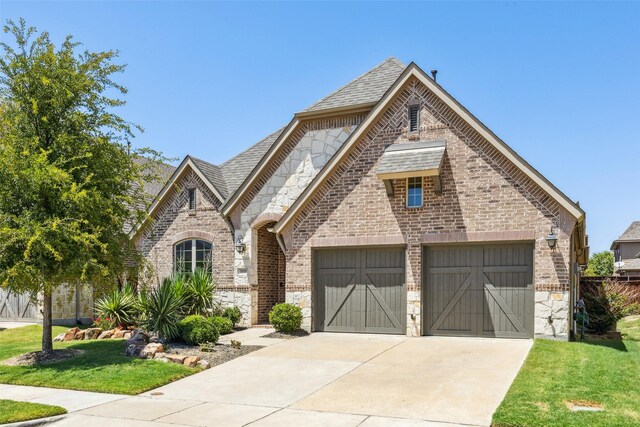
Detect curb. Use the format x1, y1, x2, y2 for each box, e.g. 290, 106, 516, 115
1, 415, 66, 427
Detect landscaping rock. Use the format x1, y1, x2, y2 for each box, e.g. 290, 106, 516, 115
183, 356, 199, 367
154, 352, 166, 359
140, 343, 164, 359
123, 332, 132, 340
112, 329, 127, 339
98, 329, 114, 339
74, 330, 86, 340
53, 333, 66, 342
197, 359, 211, 369
84, 328, 102, 340
124, 329, 150, 357
164, 354, 187, 364
64, 327, 80, 341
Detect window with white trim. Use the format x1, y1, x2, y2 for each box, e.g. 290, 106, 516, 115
407, 177, 423, 208
174, 239, 212, 274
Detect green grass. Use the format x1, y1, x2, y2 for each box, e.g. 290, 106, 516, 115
493, 316, 640, 427
0, 325, 195, 395
0, 399, 66, 424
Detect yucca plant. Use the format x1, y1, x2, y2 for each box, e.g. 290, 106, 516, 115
186, 268, 218, 316
94, 283, 138, 328
138, 280, 182, 340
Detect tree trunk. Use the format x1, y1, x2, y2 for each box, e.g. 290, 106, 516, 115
42, 287, 53, 353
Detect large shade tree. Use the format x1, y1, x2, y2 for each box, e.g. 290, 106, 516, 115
0, 19, 163, 352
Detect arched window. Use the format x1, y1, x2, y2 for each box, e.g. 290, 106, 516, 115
174, 239, 212, 274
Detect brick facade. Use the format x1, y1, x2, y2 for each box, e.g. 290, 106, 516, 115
136, 169, 234, 288
282, 77, 577, 336
256, 222, 285, 323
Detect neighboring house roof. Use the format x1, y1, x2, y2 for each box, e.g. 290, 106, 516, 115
273, 62, 586, 235
619, 258, 640, 272
304, 57, 405, 113
610, 221, 640, 249
133, 156, 177, 199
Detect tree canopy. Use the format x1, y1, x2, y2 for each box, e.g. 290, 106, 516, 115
0, 18, 163, 351
583, 250, 614, 277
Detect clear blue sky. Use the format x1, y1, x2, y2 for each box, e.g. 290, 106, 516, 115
1, 1, 638, 254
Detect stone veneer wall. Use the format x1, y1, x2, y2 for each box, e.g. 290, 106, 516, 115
283, 77, 577, 337
230, 115, 365, 326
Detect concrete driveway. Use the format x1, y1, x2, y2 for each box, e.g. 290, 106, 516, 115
49, 332, 532, 427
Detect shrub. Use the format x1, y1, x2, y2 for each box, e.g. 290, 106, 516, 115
210, 316, 233, 335
93, 316, 115, 330
222, 306, 242, 327
138, 280, 182, 340
582, 280, 640, 333
164, 270, 217, 316
268, 303, 303, 333
179, 314, 219, 345
94, 284, 138, 328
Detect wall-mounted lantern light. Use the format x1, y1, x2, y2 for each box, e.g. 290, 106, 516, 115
235, 235, 246, 254
546, 227, 558, 251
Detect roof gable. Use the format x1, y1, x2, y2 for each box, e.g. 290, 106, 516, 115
273, 63, 585, 234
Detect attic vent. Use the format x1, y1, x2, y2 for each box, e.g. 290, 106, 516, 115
408, 105, 419, 133
188, 188, 196, 210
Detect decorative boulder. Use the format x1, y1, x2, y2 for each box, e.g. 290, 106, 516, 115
124, 329, 150, 357
64, 327, 80, 341
98, 329, 114, 339
197, 360, 211, 370
74, 330, 86, 340
164, 354, 187, 364
140, 343, 164, 359
53, 333, 66, 342
183, 356, 199, 367
84, 328, 102, 340
123, 332, 132, 340
112, 329, 127, 339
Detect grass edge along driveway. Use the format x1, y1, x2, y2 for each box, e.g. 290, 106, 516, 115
0, 325, 195, 395
493, 316, 640, 427
0, 399, 66, 424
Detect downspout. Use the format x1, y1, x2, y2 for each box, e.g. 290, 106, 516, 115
275, 231, 287, 255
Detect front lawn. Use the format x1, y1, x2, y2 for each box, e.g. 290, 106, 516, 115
0, 325, 195, 395
493, 316, 640, 427
0, 399, 66, 424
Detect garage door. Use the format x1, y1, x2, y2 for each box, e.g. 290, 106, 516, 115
423, 244, 534, 338
314, 247, 406, 334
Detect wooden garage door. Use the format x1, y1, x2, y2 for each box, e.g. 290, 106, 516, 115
314, 247, 406, 334
423, 244, 534, 338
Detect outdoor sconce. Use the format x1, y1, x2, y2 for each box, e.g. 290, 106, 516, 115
546, 227, 558, 251
235, 235, 246, 254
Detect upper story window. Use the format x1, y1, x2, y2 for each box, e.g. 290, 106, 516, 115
188, 188, 196, 210
408, 104, 420, 133
175, 239, 212, 274
407, 177, 423, 208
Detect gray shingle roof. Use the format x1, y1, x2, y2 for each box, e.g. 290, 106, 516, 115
147, 58, 409, 206
619, 258, 640, 272
219, 127, 285, 197
189, 156, 228, 200
377, 140, 446, 177
618, 221, 640, 241
133, 157, 177, 199
304, 57, 406, 112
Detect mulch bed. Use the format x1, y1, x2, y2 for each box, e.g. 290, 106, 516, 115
1, 349, 85, 367
262, 329, 309, 339
163, 342, 262, 367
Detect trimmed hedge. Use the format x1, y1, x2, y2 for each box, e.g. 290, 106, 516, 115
178, 315, 219, 345
222, 306, 242, 327
210, 316, 233, 335
268, 303, 303, 333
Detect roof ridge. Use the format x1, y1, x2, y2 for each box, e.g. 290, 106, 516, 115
304, 57, 405, 112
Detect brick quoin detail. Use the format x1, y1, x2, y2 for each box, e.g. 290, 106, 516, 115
285, 76, 575, 297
